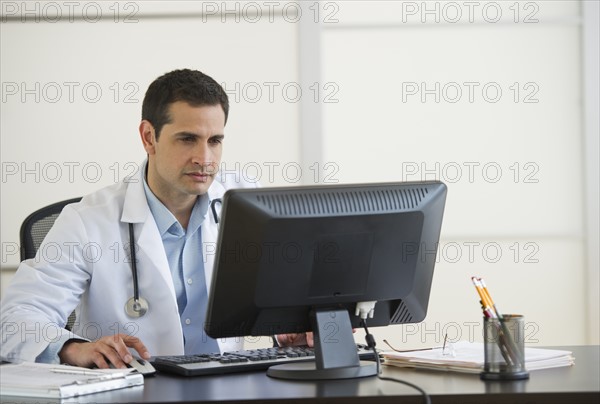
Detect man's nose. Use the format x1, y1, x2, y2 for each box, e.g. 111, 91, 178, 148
191, 142, 216, 169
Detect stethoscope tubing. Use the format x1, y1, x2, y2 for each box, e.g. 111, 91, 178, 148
125, 198, 222, 317
128, 222, 141, 302
211, 198, 222, 224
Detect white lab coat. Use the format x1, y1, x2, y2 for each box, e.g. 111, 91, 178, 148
1, 164, 258, 362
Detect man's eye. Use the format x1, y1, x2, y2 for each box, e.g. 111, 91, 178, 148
181, 137, 196, 142
209, 137, 223, 144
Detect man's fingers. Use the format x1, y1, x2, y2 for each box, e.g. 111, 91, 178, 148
122, 335, 151, 359
276, 334, 294, 346
58, 334, 150, 369
96, 334, 133, 367
305, 332, 314, 347
90, 349, 114, 369
276, 332, 315, 347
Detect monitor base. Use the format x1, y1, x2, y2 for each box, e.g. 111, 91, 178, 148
267, 361, 377, 380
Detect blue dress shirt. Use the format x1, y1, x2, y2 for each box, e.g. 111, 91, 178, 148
142, 178, 220, 355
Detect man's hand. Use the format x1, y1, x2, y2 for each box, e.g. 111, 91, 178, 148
276, 332, 314, 347
58, 334, 150, 369
276, 328, 357, 348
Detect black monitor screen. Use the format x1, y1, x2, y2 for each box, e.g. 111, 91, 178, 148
205, 181, 447, 380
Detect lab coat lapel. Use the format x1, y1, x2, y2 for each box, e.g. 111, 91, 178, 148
120, 170, 177, 303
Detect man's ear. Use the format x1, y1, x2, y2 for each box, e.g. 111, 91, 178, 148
139, 120, 157, 155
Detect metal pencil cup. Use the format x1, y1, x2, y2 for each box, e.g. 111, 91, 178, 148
481, 314, 529, 381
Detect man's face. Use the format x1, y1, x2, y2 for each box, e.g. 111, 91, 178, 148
141, 101, 225, 205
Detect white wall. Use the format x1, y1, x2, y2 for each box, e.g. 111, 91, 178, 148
318, 1, 596, 348
1, 1, 302, 267
1, 1, 598, 349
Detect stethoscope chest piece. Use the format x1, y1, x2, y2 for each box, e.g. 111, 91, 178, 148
125, 296, 149, 318
122, 197, 222, 319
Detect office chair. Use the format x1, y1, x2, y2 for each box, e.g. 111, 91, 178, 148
19, 197, 82, 330
20, 197, 82, 261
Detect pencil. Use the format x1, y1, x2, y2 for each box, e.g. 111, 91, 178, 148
471, 276, 519, 366
477, 277, 524, 366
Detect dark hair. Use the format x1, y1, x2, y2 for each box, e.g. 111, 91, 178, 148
141, 69, 229, 139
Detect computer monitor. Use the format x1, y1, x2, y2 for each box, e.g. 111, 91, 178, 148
205, 181, 447, 380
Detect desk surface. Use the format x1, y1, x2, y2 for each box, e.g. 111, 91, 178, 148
2, 345, 599, 404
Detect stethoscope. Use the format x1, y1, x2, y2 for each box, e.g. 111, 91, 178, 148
124, 198, 223, 318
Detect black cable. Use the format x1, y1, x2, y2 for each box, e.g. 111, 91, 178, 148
361, 319, 431, 404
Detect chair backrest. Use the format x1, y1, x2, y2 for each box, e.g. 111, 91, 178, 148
20, 197, 82, 261
19, 197, 82, 331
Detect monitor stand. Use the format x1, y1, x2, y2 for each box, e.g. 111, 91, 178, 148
267, 308, 378, 380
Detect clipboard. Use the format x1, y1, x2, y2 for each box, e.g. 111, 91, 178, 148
0, 362, 144, 399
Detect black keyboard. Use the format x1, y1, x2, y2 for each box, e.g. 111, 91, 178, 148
151, 344, 376, 376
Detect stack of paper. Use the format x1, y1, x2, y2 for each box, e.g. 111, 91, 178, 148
381, 341, 574, 374
0, 362, 144, 399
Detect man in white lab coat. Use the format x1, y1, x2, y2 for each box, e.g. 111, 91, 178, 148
0, 69, 309, 368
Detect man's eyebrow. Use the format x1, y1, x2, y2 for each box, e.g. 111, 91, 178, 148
173, 132, 224, 138
174, 131, 200, 137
